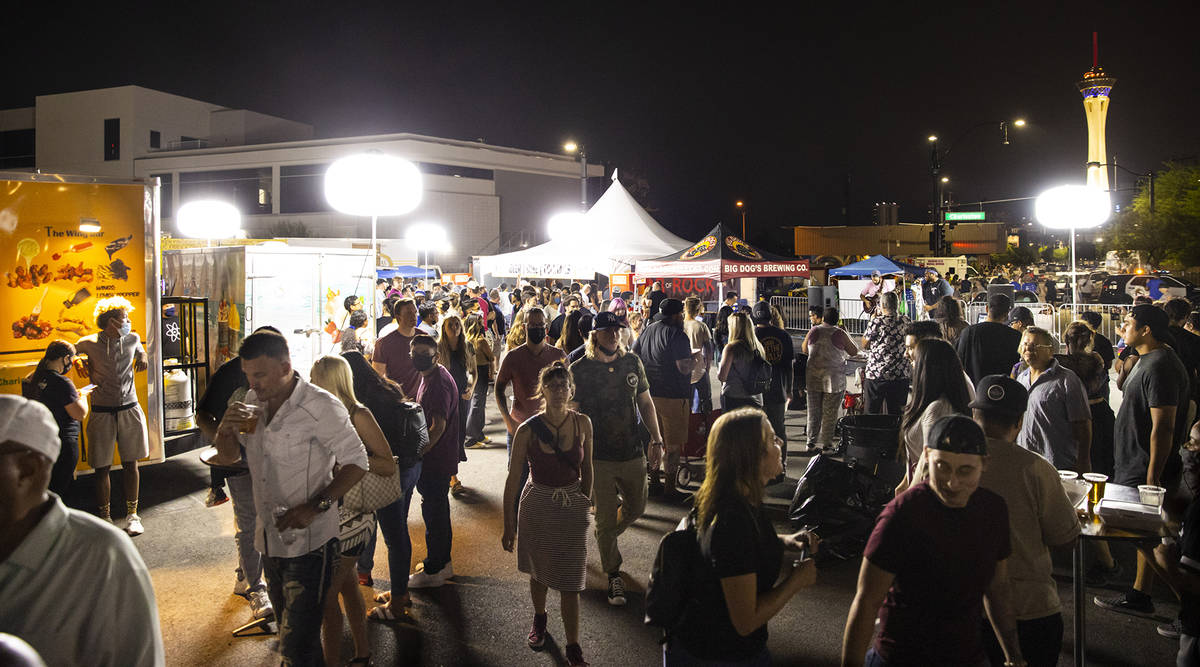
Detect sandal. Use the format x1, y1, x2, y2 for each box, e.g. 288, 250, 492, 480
372, 591, 413, 607
368, 605, 410, 623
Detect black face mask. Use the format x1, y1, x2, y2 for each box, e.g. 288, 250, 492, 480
598, 344, 618, 356
412, 354, 435, 372
526, 327, 546, 345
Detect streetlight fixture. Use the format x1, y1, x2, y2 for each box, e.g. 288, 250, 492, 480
405, 222, 449, 283
735, 200, 746, 237
1035, 184, 1111, 311
562, 140, 588, 212
325, 152, 423, 320
927, 119, 1026, 253
177, 200, 242, 246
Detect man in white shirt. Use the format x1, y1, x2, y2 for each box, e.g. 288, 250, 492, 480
0, 395, 163, 667
212, 331, 368, 666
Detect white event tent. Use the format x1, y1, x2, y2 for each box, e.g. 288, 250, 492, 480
477, 171, 689, 280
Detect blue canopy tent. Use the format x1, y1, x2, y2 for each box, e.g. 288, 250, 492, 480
377, 265, 438, 280
827, 255, 926, 277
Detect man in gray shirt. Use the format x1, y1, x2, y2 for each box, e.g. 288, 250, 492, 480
74, 297, 150, 535
1015, 326, 1092, 472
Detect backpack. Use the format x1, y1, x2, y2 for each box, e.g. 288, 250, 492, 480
389, 401, 429, 465
645, 510, 702, 640
741, 351, 773, 396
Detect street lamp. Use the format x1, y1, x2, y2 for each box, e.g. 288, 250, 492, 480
177, 200, 242, 246
1035, 185, 1111, 312
405, 222, 449, 283
735, 200, 746, 237
325, 152, 423, 320
563, 140, 588, 212
927, 119, 1026, 253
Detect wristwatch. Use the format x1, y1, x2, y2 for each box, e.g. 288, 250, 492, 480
313, 495, 334, 512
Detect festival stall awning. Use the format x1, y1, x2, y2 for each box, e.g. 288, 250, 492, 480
477, 172, 690, 279
826, 254, 925, 277
634, 224, 810, 281
377, 265, 436, 279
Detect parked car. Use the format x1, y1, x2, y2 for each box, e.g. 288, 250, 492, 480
1099, 273, 1200, 303
1099, 274, 1135, 303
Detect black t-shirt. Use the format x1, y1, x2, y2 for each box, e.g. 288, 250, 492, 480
956, 321, 1022, 385
1180, 499, 1200, 636
1169, 325, 1200, 396
1114, 347, 1190, 486
675, 501, 783, 661
755, 324, 795, 404
715, 305, 734, 340
376, 316, 392, 335
24, 367, 80, 446
548, 313, 567, 342
1093, 331, 1116, 369
198, 357, 247, 422
647, 290, 667, 319
631, 320, 693, 399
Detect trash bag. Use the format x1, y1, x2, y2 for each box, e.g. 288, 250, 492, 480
835, 414, 900, 464
789, 452, 899, 560
787, 355, 807, 411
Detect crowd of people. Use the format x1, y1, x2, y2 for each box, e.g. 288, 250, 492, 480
5, 272, 1200, 666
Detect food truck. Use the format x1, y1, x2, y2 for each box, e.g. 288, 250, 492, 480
0, 172, 165, 470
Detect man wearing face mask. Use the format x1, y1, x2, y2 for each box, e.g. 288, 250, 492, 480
496, 309, 566, 506
74, 297, 149, 536
569, 311, 662, 606
22, 340, 90, 499
407, 334, 462, 588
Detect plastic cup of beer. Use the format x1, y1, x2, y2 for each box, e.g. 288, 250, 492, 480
1058, 470, 1079, 481
238, 405, 263, 435
1138, 485, 1166, 508
1082, 473, 1109, 508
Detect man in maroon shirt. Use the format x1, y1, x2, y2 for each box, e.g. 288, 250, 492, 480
842, 415, 1026, 667
408, 334, 461, 588
372, 298, 421, 397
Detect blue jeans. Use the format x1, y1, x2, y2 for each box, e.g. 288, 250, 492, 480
465, 373, 490, 442
264, 539, 336, 667
664, 641, 770, 666
417, 469, 453, 573
372, 462, 422, 595
225, 472, 263, 589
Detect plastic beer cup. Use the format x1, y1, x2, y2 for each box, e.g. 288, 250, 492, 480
1083, 473, 1108, 509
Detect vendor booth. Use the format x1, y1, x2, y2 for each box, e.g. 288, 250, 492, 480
634, 224, 810, 303
827, 254, 926, 320
0, 172, 165, 470
476, 172, 690, 280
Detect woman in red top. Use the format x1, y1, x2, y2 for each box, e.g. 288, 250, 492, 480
501, 361, 594, 667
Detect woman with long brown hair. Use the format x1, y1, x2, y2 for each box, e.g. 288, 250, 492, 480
438, 314, 476, 497
668, 408, 818, 665
463, 312, 495, 448
935, 295, 970, 346
896, 338, 972, 492
501, 362, 594, 667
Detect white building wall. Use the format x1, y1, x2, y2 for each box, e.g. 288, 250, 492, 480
36, 87, 138, 177
0, 107, 34, 131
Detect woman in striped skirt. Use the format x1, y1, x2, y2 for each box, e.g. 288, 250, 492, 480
502, 361, 594, 667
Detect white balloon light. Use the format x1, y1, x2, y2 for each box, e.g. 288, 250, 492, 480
177, 200, 242, 239
324, 153, 423, 217
1035, 185, 1111, 230
547, 211, 587, 242
405, 222, 450, 252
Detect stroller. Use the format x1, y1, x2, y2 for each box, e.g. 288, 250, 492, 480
675, 409, 721, 488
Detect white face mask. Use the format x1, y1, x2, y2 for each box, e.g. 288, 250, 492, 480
119, 321, 132, 337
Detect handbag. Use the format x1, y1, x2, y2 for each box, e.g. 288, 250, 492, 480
343, 456, 405, 514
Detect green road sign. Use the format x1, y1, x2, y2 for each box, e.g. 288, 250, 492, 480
945, 211, 985, 221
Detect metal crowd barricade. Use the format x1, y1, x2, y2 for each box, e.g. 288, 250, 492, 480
1057, 303, 1129, 344
770, 296, 810, 332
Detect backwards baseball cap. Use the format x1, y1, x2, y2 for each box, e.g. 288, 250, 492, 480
871, 270, 882, 278
1130, 304, 1171, 340
659, 298, 684, 317
751, 301, 773, 324
926, 414, 988, 456
1007, 306, 1034, 326
969, 375, 1028, 416
0, 395, 60, 461
592, 311, 627, 329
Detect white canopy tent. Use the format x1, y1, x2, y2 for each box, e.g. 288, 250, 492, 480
477, 171, 689, 279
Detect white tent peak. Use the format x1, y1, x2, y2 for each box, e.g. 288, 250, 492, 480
611, 168, 619, 182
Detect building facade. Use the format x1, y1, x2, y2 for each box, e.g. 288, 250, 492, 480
1, 85, 601, 270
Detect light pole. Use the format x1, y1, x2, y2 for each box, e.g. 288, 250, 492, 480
405, 223, 449, 284
927, 119, 1025, 254
325, 152, 423, 324
563, 141, 588, 212
1035, 185, 1111, 315
735, 200, 746, 238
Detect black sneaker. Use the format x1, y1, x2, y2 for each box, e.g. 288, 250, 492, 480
1158, 619, 1182, 639
1094, 592, 1155, 618
1084, 561, 1123, 587
607, 574, 627, 606
647, 476, 665, 497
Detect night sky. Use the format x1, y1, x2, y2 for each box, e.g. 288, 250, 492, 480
5, 1, 1198, 251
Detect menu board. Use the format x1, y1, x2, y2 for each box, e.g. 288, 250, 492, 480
0, 180, 148, 354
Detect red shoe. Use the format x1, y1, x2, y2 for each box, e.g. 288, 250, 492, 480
358, 571, 373, 587
528, 613, 547, 650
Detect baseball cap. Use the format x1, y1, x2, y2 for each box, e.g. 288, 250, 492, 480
659, 298, 684, 317
751, 301, 773, 324
987, 292, 1013, 314
0, 395, 60, 461
1007, 306, 1034, 326
926, 414, 988, 456
969, 375, 1028, 416
871, 270, 882, 278
593, 311, 627, 329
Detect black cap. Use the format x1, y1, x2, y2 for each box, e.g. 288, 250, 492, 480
1131, 304, 1170, 340
969, 375, 1028, 416
751, 301, 772, 324
592, 311, 627, 329
659, 298, 684, 317
926, 414, 988, 456
987, 292, 1013, 314
1007, 306, 1034, 326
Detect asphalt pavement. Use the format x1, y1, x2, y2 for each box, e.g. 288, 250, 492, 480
61, 400, 1180, 666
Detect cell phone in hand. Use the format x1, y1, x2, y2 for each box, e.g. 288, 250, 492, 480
80, 384, 98, 394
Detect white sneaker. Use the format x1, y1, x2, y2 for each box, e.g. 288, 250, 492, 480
125, 514, 145, 536
233, 571, 250, 598
407, 561, 453, 589
248, 589, 274, 620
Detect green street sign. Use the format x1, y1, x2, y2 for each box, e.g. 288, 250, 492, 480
945, 211, 985, 221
